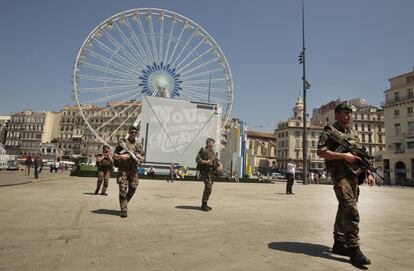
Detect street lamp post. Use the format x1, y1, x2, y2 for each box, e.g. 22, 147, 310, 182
298, 1, 311, 185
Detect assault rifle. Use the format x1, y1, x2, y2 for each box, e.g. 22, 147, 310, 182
328, 130, 385, 184
118, 141, 141, 164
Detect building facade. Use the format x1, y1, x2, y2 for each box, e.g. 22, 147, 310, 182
312, 98, 385, 157
0, 115, 10, 145
57, 102, 141, 163
275, 97, 325, 172
40, 143, 58, 161
246, 130, 276, 173
5, 111, 60, 156
382, 70, 414, 184
220, 118, 255, 178
57, 104, 95, 160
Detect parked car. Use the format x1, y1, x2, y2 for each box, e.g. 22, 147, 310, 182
271, 172, 286, 180
7, 160, 19, 171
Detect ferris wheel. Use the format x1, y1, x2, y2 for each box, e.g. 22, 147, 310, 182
72, 8, 233, 145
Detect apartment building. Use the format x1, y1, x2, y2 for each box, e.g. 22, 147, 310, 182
5, 110, 60, 156
312, 98, 385, 156
382, 70, 414, 184
246, 130, 276, 173
0, 116, 10, 145
275, 97, 324, 171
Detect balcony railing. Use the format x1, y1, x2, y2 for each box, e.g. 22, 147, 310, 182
382, 94, 414, 106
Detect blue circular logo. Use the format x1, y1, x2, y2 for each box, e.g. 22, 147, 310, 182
139, 62, 182, 97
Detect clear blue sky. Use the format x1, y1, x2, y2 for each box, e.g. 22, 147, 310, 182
1, 0, 413, 131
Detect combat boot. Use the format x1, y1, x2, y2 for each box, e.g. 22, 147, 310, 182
332, 240, 350, 256
350, 247, 371, 266
206, 205, 212, 211
94, 189, 99, 195
120, 210, 128, 218
201, 203, 209, 212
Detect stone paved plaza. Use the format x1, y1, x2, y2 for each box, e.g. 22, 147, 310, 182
0, 172, 413, 271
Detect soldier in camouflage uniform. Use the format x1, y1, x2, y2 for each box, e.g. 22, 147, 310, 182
196, 138, 222, 212
317, 102, 374, 266
95, 145, 113, 196
113, 125, 144, 218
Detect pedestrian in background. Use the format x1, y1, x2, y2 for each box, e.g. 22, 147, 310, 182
286, 158, 296, 194
25, 157, 32, 175
168, 163, 175, 183
34, 153, 42, 179
95, 146, 113, 196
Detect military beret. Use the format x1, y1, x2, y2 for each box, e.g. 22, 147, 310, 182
335, 102, 353, 113
129, 125, 138, 132
206, 137, 215, 144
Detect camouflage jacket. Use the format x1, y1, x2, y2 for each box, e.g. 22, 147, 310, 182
317, 122, 360, 178
96, 156, 113, 171
196, 147, 218, 175
115, 138, 144, 171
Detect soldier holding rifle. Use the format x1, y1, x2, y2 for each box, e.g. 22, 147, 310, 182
317, 102, 374, 266
196, 138, 222, 212
113, 125, 144, 218
95, 145, 113, 195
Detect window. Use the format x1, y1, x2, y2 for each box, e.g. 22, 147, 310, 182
408, 142, 414, 149
368, 124, 371, 131
354, 124, 358, 131
368, 134, 372, 143
379, 135, 383, 143
395, 92, 400, 101
408, 107, 413, 115
408, 121, 414, 133
394, 109, 400, 117
408, 89, 413, 99
395, 123, 401, 135
395, 143, 401, 151
361, 124, 365, 131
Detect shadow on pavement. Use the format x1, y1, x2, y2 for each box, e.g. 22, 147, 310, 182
268, 242, 352, 265
175, 205, 202, 211
83, 192, 97, 195
91, 209, 119, 216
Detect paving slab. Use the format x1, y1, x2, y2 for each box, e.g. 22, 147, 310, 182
0, 174, 413, 271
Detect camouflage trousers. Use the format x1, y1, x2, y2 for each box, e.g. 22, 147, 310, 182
117, 169, 139, 211
333, 175, 360, 247
96, 170, 110, 194
201, 173, 213, 204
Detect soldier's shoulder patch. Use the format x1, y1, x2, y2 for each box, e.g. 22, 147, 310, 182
318, 131, 330, 147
